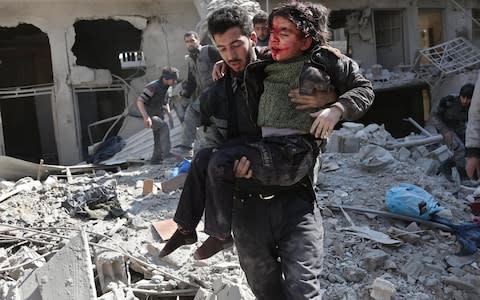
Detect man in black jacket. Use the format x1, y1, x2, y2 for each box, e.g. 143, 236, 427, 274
161, 4, 373, 299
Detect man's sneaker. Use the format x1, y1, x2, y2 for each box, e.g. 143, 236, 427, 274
193, 235, 234, 260
159, 229, 197, 258
171, 145, 194, 158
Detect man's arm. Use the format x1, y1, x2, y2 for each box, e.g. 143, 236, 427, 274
199, 84, 226, 148
430, 95, 453, 133
136, 97, 152, 129
329, 57, 375, 121
466, 73, 480, 178
181, 58, 196, 98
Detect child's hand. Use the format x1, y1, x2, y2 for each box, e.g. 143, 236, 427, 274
310, 107, 342, 139
233, 156, 253, 178
212, 60, 226, 81
289, 89, 337, 110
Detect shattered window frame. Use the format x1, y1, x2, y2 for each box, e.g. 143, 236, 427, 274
374, 10, 403, 48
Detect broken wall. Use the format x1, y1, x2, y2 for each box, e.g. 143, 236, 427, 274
0, 0, 200, 164
263, 0, 479, 71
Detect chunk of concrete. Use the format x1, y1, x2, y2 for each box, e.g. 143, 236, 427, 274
342, 122, 365, 133
429, 145, 452, 163
326, 129, 360, 153
95, 251, 128, 293
415, 157, 439, 175
19, 229, 96, 300
370, 277, 396, 300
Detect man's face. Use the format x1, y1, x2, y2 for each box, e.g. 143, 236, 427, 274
213, 27, 253, 73
184, 35, 200, 52
460, 96, 472, 107
269, 16, 311, 61
254, 22, 268, 41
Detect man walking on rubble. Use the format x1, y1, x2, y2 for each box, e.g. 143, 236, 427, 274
136, 66, 178, 164
430, 83, 474, 178
466, 74, 480, 179
160, 3, 374, 299
171, 31, 221, 157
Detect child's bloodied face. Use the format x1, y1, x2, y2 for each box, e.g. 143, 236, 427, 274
269, 16, 312, 62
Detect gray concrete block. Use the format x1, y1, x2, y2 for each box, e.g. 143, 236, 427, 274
95, 251, 128, 293
19, 229, 96, 300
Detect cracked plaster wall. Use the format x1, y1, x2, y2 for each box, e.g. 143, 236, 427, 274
0, 0, 200, 164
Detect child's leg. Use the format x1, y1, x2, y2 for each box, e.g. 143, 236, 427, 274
160, 148, 214, 258
242, 135, 318, 187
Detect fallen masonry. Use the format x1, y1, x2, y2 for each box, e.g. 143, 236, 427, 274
0, 121, 480, 299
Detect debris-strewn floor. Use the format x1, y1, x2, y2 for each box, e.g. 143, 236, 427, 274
1, 124, 479, 299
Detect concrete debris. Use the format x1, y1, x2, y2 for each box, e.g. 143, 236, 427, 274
370, 277, 396, 300
1, 121, 480, 299
357, 144, 395, 171
192, 278, 254, 300
19, 229, 96, 300
95, 250, 129, 293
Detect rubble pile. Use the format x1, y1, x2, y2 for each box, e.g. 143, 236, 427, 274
0, 122, 479, 299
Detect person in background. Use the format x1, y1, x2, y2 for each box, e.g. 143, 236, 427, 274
136, 66, 178, 164
171, 31, 221, 158
253, 10, 269, 47
466, 74, 480, 179
430, 83, 474, 178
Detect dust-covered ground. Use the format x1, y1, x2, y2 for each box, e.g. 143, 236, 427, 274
1, 126, 479, 299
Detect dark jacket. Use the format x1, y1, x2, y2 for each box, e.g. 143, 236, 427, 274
200, 46, 374, 147
200, 70, 261, 148
182, 45, 221, 100
431, 94, 468, 143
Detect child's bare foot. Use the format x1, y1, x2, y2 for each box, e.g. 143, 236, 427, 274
193, 235, 234, 260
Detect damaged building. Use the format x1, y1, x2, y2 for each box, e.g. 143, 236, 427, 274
0, 0, 220, 165
0, 0, 480, 163
2, 1, 480, 300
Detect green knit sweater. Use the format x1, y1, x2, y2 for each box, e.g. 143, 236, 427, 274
257, 53, 315, 132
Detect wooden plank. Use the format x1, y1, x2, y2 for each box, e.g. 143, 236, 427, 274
157, 173, 187, 193
142, 179, 155, 195
152, 219, 177, 241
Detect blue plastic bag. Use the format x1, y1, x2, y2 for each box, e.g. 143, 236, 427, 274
385, 183, 444, 220
166, 159, 191, 179
178, 159, 191, 174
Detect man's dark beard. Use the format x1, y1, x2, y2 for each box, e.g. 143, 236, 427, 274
230, 41, 256, 75
188, 47, 200, 60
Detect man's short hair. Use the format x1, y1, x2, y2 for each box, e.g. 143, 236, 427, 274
253, 11, 268, 25
268, 0, 330, 46
207, 6, 253, 38
184, 31, 199, 40
161, 66, 179, 80
460, 83, 475, 98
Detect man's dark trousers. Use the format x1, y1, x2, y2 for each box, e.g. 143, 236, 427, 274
232, 187, 324, 300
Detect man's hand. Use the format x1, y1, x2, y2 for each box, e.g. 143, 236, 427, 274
466, 156, 480, 179
143, 116, 152, 129
233, 156, 253, 178
310, 107, 342, 139
289, 89, 337, 110
212, 60, 227, 81
443, 130, 454, 146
